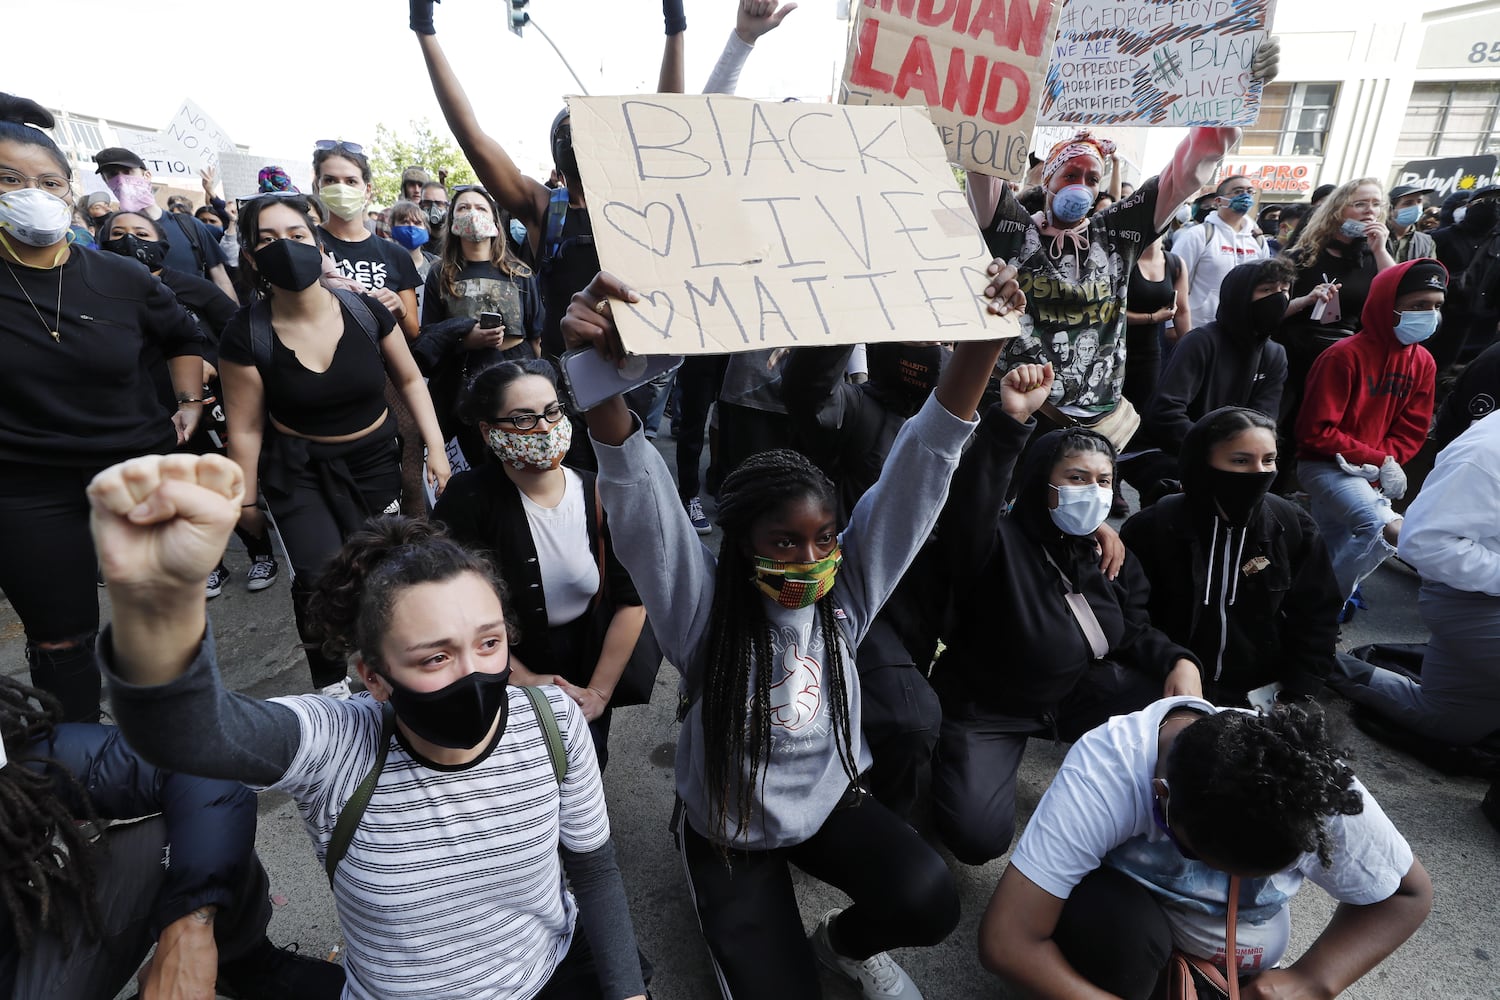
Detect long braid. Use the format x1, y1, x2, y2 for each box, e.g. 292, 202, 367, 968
0, 677, 103, 953
700, 449, 860, 847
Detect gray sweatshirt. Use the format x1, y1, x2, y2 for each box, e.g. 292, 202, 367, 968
593, 393, 976, 850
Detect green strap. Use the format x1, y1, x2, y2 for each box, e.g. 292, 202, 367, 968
324, 700, 396, 884
524, 685, 568, 786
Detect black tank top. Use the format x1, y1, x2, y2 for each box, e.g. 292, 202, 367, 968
1127, 254, 1177, 329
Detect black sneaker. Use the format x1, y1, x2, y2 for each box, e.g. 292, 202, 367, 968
685, 496, 711, 535
246, 555, 279, 592
206, 563, 230, 600
217, 937, 345, 1000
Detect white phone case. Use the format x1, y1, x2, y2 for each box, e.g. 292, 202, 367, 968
560, 348, 685, 411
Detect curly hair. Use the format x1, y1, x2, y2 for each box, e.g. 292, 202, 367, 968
0, 677, 103, 954
305, 516, 518, 670
1167, 703, 1363, 871
700, 450, 859, 846
1286, 178, 1386, 270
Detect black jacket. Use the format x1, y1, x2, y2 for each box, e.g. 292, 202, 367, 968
931, 409, 1197, 716
1143, 264, 1288, 453
1433, 341, 1500, 449
432, 463, 640, 685
0, 724, 256, 988
1120, 417, 1341, 702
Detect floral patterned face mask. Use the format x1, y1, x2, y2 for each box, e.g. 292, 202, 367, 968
486, 418, 572, 471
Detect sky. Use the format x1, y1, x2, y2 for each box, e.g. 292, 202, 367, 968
18, 0, 852, 182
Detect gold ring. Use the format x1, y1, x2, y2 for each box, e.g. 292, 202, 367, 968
593, 299, 611, 316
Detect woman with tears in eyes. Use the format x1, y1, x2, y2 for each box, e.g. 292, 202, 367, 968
0, 93, 206, 723
217, 192, 450, 698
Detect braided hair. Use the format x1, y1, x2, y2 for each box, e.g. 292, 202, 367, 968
701, 449, 860, 845
0, 677, 103, 953
1167, 703, 1363, 871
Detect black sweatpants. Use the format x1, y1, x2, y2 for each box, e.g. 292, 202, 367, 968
0, 461, 105, 722
1053, 866, 1176, 1000
8, 818, 281, 1000
675, 356, 728, 503
262, 426, 402, 687
675, 788, 959, 1000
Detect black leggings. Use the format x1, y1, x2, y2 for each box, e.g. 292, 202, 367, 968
262, 428, 402, 687
675, 356, 728, 502
0, 461, 105, 722
675, 789, 959, 1000
1053, 867, 1177, 1000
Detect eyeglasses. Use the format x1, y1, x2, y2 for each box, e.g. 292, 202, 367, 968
313, 139, 365, 156
0, 166, 71, 197
492, 403, 565, 430
419, 198, 449, 209
235, 191, 312, 213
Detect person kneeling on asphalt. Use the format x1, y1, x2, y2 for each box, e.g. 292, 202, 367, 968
0, 674, 342, 1000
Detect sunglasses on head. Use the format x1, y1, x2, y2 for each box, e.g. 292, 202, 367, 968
236, 191, 313, 213
313, 139, 365, 156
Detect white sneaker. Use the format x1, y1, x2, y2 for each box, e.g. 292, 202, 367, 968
809, 909, 922, 1000
317, 677, 353, 700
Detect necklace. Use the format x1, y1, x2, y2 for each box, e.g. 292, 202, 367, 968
3, 258, 63, 343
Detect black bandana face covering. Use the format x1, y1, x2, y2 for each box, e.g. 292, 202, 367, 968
385, 668, 512, 750
1203, 468, 1275, 527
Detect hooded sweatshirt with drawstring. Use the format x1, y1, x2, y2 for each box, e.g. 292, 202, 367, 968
1121, 409, 1343, 702
1296, 259, 1440, 468
1143, 262, 1288, 454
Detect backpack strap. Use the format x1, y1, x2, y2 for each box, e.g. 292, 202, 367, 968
524, 685, 568, 785
170, 212, 208, 274
544, 186, 570, 260
247, 300, 276, 375
328, 286, 383, 348
324, 699, 396, 884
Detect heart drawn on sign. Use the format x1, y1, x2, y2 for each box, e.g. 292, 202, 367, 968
602, 201, 676, 257
628, 290, 676, 341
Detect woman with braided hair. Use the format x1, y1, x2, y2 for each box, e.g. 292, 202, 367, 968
562, 271, 1010, 1000
979, 699, 1432, 1000
0, 675, 342, 999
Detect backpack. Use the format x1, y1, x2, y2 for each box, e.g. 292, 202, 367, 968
323, 686, 568, 884
168, 211, 210, 277
538, 188, 600, 359
246, 286, 381, 373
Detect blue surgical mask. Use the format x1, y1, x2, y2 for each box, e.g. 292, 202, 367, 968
1393, 205, 1422, 227
391, 225, 430, 251
1340, 218, 1369, 239
1048, 483, 1112, 536
1049, 184, 1094, 226
1392, 309, 1440, 345
509, 218, 528, 245
1228, 192, 1255, 214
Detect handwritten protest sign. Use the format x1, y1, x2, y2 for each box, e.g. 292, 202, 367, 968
840, 0, 1062, 179
113, 127, 198, 179
568, 94, 1017, 357
163, 99, 236, 172
1037, 0, 1273, 127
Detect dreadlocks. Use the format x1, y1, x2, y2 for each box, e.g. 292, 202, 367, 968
0, 676, 102, 953
700, 449, 861, 846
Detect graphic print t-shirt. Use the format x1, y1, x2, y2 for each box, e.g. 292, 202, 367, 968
319, 227, 421, 296
983, 179, 1162, 418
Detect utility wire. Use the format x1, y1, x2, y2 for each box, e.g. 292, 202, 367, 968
525, 16, 592, 96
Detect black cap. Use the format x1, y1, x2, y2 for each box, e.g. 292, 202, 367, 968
1310, 183, 1336, 203
1389, 184, 1436, 202
1470, 185, 1500, 201
1395, 260, 1447, 298
92, 146, 146, 173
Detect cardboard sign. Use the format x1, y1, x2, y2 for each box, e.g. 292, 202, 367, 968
1037, 0, 1273, 127
163, 99, 236, 172
113, 127, 198, 180
840, 0, 1062, 178
568, 94, 1017, 357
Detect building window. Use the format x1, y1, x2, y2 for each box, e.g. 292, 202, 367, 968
1236, 83, 1338, 157
1396, 82, 1500, 159
65, 120, 104, 155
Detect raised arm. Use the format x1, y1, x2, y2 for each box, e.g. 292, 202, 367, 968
658, 0, 686, 92
703, 0, 798, 94
412, 3, 550, 230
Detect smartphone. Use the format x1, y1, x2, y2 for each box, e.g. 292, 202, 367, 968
478, 311, 504, 328
560, 348, 684, 411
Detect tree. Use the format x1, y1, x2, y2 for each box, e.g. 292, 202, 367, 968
368, 119, 478, 206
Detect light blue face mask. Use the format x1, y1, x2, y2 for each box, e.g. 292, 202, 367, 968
509, 218, 527, 244
1228, 192, 1255, 214
1393, 205, 1422, 227
1392, 309, 1440, 345
1340, 218, 1369, 239
1049, 184, 1094, 225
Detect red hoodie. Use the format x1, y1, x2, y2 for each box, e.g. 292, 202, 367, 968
1296, 259, 1439, 467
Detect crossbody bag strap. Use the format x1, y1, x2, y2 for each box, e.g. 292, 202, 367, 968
1225, 874, 1241, 1000
1040, 546, 1111, 660
324, 700, 396, 884
523, 685, 568, 786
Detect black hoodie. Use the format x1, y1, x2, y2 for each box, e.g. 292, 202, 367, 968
1120, 410, 1342, 702
930, 418, 1197, 717
1143, 263, 1288, 453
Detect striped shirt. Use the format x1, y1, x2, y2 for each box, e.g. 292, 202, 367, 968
264, 687, 609, 999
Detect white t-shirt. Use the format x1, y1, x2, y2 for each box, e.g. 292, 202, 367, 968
1010, 696, 1413, 976
1175, 212, 1270, 325
520, 468, 600, 626
264, 687, 609, 1000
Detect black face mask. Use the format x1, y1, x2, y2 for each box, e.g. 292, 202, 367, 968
1248, 291, 1289, 340
103, 233, 167, 272
1466, 200, 1499, 233
253, 238, 325, 291
866, 342, 943, 416
385, 667, 512, 750
1203, 467, 1275, 526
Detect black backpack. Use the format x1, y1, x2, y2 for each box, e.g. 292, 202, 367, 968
538, 191, 600, 361
245, 286, 381, 372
